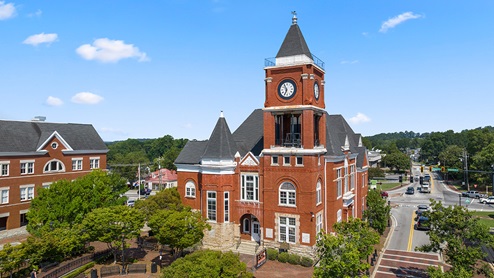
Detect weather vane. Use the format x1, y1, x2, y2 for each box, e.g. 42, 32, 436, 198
291, 11, 297, 25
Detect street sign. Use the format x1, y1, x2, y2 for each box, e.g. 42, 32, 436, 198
432, 167, 441, 171
447, 168, 459, 172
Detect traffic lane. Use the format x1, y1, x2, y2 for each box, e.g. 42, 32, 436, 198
387, 206, 414, 251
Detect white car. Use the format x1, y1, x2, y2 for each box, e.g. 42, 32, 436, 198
126, 199, 136, 207
479, 196, 494, 204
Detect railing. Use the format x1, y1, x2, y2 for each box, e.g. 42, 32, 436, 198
264, 53, 325, 70
40, 249, 112, 278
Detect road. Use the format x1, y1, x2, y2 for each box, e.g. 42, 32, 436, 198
374, 165, 494, 277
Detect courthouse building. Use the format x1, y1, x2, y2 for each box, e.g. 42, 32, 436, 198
0, 118, 108, 230
175, 15, 369, 256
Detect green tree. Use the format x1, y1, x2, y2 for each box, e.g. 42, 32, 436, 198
162, 249, 253, 278
368, 167, 385, 179
363, 189, 390, 235
314, 218, 379, 278
148, 208, 210, 258
382, 151, 410, 172
134, 187, 183, 220
82, 206, 145, 264
416, 199, 494, 275
27, 170, 127, 235
438, 145, 463, 169
0, 243, 25, 278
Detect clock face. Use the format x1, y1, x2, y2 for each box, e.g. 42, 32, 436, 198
314, 82, 320, 100
278, 80, 296, 99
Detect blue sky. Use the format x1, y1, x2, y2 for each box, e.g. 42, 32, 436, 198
1, 1, 493, 142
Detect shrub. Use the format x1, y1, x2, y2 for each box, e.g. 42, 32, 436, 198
288, 253, 300, 265
266, 248, 278, 261
300, 256, 313, 267
63, 262, 95, 278
278, 252, 289, 263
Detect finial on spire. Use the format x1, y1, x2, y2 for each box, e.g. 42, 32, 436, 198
291, 11, 297, 25
220, 110, 224, 118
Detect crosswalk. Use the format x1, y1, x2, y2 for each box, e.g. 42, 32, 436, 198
374, 249, 442, 277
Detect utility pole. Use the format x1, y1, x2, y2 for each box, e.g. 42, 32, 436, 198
465, 150, 470, 191
138, 163, 141, 200
159, 160, 162, 191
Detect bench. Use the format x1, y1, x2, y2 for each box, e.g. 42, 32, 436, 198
100, 265, 121, 277
127, 264, 146, 274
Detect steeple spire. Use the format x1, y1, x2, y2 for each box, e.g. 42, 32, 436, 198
292, 11, 297, 25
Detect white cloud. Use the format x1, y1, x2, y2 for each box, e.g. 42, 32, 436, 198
0, 1, 15, 20
349, 113, 371, 125
23, 33, 58, 46
45, 96, 63, 106
71, 92, 104, 104
340, 60, 359, 65
27, 9, 42, 17
379, 12, 421, 33
76, 38, 149, 63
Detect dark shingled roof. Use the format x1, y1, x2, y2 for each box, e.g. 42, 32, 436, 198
174, 140, 208, 164
276, 23, 312, 59
202, 116, 237, 160
232, 109, 264, 157
0, 120, 107, 153
325, 114, 360, 156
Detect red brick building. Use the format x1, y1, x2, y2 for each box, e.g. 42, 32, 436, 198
0, 119, 108, 231
175, 15, 369, 256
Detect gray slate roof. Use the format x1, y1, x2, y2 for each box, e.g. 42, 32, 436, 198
176, 110, 366, 167
0, 120, 107, 153
202, 116, 237, 160
276, 23, 313, 59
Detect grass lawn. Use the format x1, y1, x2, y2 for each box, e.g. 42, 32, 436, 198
379, 182, 403, 191
471, 211, 494, 228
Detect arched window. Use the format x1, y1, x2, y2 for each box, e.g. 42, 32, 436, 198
316, 181, 322, 205
43, 159, 65, 173
243, 218, 250, 233
279, 182, 296, 206
185, 181, 196, 198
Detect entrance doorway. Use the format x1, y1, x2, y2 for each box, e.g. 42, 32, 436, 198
252, 221, 260, 243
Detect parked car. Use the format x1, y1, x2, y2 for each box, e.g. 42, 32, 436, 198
462, 191, 481, 198
480, 196, 494, 204
406, 186, 415, 195
126, 199, 135, 207
417, 204, 429, 210
381, 191, 389, 198
414, 216, 430, 230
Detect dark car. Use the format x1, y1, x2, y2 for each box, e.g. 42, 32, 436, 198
406, 186, 415, 195
414, 216, 430, 230
381, 191, 389, 198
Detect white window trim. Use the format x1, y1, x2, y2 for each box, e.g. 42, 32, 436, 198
20, 184, 35, 201
0, 161, 10, 177
20, 160, 35, 175
336, 168, 343, 199
241, 173, 259, 202
278, 216, 297, 244
337, 209, 342, 222
279, 182, 296, 207
271, 156, 279, 166
224, 192, 229, 223
185, 181, 196, 198
0, 187, 9, 204
43, 159, 66, 173
72, 158, 83, 171
295, 156, 303, 166
207, 191, 217, 222
42, 182, 52, 189
89, 157, 100, 169
283, 156, 290, 166
316, 212, 323, 235
316, 181, 322, 205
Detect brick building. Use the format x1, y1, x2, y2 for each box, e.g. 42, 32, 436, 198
0, 119, 108, 230
175, 15, 369, 256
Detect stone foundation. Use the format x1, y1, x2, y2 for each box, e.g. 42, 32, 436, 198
202, 222, 236, 251
262, 239, 317, 259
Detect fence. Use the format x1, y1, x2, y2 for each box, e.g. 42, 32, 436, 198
40, 249, 111, 278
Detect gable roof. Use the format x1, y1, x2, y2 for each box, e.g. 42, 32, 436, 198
276, 22, 312, 59
0, 120, 107, 154
325, 114, 360, 156
232, 109, 264, 157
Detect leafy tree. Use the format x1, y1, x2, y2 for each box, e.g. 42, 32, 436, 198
82, 205, 145, 264
416, 199, 494, 276
162, 250, 253, 278
134, 187, 183, 220
148, 208, 210, 258
438, 145, 463, 169
27, 170, 127, 235
470, 142, 494, 186
382, 151, 410, 172
0, 243, 25, 278
314, 218, 379, 278
368, 167, 385, 179
363, 189, 390, 235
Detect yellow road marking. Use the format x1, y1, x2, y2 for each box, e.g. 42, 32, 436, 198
408, 211, 416, 251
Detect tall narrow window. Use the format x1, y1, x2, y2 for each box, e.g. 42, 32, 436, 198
224, 192, 229, 222
207, 191, 217, 222
337, 169, 342, 197
316, 213, 323, 235
314, 114, 321, 146
20, 185, 34, 201
344, 166, 349, 193
316, 181, 322, 205
350, 165, 355, 190
0, 188, 9, 204
241, 174, 259, 201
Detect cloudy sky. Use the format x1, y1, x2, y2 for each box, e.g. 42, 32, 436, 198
1, 1, 493, 141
